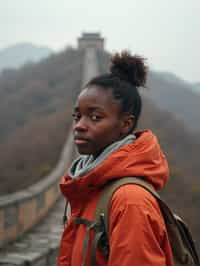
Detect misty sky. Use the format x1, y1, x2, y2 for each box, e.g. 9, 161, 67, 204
0, 0, 200, 82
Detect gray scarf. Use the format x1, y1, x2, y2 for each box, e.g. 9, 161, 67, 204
69, 134, 136, 178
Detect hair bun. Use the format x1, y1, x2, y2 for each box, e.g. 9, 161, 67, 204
110, 51, 148, 87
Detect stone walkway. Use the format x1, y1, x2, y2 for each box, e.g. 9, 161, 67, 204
0, 197, 66, 266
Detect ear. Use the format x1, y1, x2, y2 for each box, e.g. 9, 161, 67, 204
120, 114, 135, 135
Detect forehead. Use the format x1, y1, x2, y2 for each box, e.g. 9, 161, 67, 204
75, 85, 120, 111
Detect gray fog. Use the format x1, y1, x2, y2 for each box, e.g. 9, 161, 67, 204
0, 0, 199, 82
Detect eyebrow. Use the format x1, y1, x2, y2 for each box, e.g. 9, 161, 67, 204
74, 106, 105, 112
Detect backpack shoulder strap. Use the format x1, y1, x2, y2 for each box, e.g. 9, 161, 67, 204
94, 177, 200, 266
95, 177, 169, 235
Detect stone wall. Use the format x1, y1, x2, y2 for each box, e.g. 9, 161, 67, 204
0, 131, 74, 248
0, 45, 100, 265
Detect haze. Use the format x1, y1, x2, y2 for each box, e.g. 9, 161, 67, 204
0, 0, 199, 82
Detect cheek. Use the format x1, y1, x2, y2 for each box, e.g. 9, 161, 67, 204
95, 123, 121, 142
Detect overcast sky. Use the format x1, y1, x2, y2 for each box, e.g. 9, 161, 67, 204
0, 0, 199, 82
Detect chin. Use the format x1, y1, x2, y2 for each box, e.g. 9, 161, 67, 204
75, 143, 102, 158
76, 146, 92, 156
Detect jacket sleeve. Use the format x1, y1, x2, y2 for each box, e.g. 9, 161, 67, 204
107, 185, 169, 266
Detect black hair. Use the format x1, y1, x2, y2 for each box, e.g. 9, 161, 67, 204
85, 51, 148, 130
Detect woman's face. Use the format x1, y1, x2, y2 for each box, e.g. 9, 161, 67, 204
72, 85, 132, 157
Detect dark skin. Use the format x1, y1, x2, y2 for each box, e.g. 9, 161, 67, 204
72, 85, 135, 158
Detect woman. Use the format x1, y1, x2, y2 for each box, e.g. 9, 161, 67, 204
57, 51, 173, 266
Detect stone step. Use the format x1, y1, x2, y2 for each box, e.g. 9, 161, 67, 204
0, 197, 66, 266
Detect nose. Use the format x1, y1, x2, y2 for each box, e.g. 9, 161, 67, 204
73, 117, 88, 132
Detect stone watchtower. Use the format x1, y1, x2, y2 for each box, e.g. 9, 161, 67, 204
78, 32, 105, 50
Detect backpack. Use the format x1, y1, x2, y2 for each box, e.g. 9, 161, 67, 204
70, 177, 200, 266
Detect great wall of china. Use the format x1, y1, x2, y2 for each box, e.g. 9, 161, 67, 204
0, 33, 102, 266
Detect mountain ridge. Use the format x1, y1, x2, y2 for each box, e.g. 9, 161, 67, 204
0, 43, 52, 71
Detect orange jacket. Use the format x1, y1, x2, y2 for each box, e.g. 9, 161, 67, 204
58, 130, 174, 266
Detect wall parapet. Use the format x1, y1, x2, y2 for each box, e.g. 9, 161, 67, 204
0, 131, 75, 248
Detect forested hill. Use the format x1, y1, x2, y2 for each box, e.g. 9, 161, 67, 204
0, 47, 83, 141
0, 47, 83, 194
146, 71, 200, 132
0, 43, 52, 71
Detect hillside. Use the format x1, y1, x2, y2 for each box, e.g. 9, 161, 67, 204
0, 47, 83, 142
145, 71, 200, 132
158, 72, 200, 94
0, 47, 83, 194
0, 43, 52, 71
0, 109, 72, 194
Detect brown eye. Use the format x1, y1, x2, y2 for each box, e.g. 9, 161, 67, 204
90, 114, 102, 121
72, 113, 81, 122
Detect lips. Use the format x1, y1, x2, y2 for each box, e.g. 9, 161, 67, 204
74, 136, 90, 145
74, 139, 89, 145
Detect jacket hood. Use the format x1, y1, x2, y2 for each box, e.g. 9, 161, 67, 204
60, 130, 169, 203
